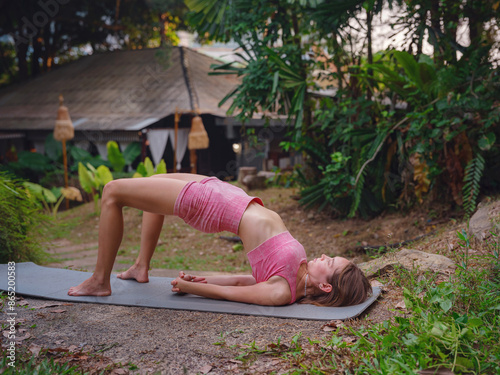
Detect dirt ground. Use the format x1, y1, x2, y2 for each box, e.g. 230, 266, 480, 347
1, 185, 463, 374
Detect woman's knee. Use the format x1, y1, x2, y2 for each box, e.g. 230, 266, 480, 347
101, 179, 123, 206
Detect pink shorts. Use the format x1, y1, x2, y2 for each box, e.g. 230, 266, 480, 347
173, 177, 264, 234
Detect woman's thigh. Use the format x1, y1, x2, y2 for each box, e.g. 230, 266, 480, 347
103, 176, 189, 215
149, 173, 207, 183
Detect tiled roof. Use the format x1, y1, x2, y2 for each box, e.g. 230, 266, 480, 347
0, 47, 239, 131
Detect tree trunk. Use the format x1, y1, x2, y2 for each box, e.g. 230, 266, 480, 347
15, 36, 29, 81
366, 8, 373, 99
31, 36, 42, 77
429, 1, 443, 65
159, 12, 166, 47
467, 0, 484, 47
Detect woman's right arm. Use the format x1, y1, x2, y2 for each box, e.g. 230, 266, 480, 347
179, 271, 256, 286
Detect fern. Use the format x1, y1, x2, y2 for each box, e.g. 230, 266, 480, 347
349, 168, 365, 218
462, 154, 485, 217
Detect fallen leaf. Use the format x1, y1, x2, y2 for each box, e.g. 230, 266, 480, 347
16, 332, 31, 341
322, 319, 344, 331
395, 300, 406, 310
110, 369, 128, 375
18, 300, 29, 306
29, 344, 42, 357
34, 303, 66, 309
343, 336, 357, 344
200, 364, 212, 374
229, 359, 243, 364
50, 309, 67, 314
322, 325, 336, 332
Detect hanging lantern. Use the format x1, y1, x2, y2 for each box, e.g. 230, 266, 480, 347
54, 95, 74, 141
188, 115, 209, 150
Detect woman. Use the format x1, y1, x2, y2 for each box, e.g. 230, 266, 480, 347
68, 173, 371, 306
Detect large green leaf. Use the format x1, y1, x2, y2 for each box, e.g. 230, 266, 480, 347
78, 162, 95, 193
123, 142, 141, 166
107, 141, 125, 172
156, 159, 167, 174
96, 165, 113, 186
144, 157, 155, 177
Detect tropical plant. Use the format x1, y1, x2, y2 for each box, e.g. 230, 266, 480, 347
78, 162, 113, 214
23, 182, 83, 218
106, 141, 142, 175
0, 172, 46, 263
107, 141, 126, 173
133, 157, 167, 177
188, 0, 500, 218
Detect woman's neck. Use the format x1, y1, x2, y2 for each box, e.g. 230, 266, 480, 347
295, 262, 309, 300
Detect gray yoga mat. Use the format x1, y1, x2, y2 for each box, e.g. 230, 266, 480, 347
0, 262, 381, 321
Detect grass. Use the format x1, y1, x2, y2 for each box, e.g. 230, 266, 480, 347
0, 355, 79, 374
230, 231, 500, 374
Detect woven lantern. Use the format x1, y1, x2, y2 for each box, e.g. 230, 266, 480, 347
188, 115, 209, 150
54, 95, 74, 141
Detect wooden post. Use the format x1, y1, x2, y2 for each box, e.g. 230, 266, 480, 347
174, 109, 179, 172
190, 149, 197, 174
62, 139, 69, 209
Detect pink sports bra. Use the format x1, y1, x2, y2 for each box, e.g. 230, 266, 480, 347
247, 231, 307, 304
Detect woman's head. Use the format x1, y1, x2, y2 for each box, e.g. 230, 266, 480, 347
301, 255, 371, 307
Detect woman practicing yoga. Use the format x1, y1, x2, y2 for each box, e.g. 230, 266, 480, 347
68, 173, 371, 306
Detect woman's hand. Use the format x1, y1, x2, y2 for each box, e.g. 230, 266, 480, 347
178, 271, 207, 283
171, 277, 187, 294
171, 272, 208, 294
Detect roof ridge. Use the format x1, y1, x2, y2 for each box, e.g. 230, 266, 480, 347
179, 46, 199, 112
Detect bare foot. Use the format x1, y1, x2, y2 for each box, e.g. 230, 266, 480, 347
117, 264, 149, 283
68, 275, 111, 296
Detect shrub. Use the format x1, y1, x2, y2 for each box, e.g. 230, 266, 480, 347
0, 172, 47, 263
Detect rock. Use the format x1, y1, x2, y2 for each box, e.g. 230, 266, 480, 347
468, 200, 500, 240
237, 167, 257, 186
358, 248, 456, 278
242, 174, 267, 190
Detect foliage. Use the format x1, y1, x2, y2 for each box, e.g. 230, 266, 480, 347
133, 157, 167, 177
78, 162, 113, 214
189, 0, 500, 218
107, 141, 126, 173
0, 172, 46, 263
107, 141, 142, 175
293, 47, 500, 217
0, 0, 188, 86
0, 355, 79, 375
462, 154, 486, 218
0, 134, 106, 185
350, 233, 500, 374
23, 182, 83, 219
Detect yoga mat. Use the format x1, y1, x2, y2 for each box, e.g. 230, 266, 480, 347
0, 263, 381, 321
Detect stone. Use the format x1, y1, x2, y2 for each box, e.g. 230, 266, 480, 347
358, 248, 456, 278
237, 166, 257, 186
242, 174, 267, 190
468, 200, 500, 240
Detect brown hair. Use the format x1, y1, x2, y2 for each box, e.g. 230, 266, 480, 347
300, 262, 372, 307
